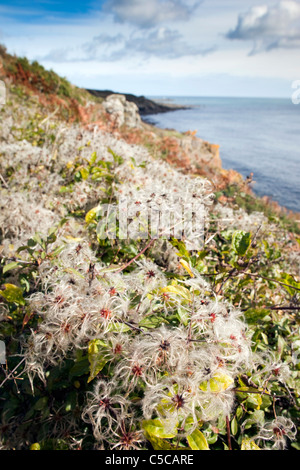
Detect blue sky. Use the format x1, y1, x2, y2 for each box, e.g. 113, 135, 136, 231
1, 0, 300, 97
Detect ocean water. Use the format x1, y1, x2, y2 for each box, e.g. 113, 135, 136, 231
145, 96, 300, 213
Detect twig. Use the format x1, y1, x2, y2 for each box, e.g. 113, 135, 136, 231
0, 357, 25, 388
116, 238, 156, 273
216, 267, 236, 295
250, 224, 262, 249
241, 305, 300, 312
233, 387, 272, 397
0, 172, 8, 188
241, 271, 300, 292
233, 388, 286, 400
273, 396, 278, 419
264, 305, 299, 311
122, 321, 154, 338
40, 106, 59, 126
226, 416, 232, 450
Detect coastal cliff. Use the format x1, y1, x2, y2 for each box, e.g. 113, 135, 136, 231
88, 92, 248, 192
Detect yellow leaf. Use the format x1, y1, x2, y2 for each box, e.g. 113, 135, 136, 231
0, 284, 25, 305
144, 434, 175, 450
64, 236, 84, 242
142, 419, 177, 439
241, 439, 261, 450
187, 429, 209, 450
87, 339, 108, 383
200, 373, 234, 393
160, 284, 192, 303
179, 259, 195, 277
85, 206, 99, 224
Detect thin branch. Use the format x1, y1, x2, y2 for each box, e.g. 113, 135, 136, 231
122, 321, 154, 338
0, 357, 25, 388
0, 172, 8, 188
233, 388, 286, 399
265, 305, 299, 311
116, 238, 156, 273
241, 271, 300, 292
241, 305, 300, 312
40, 106, 59, 126
216, 267, 236, 295
226, 416, 232, 450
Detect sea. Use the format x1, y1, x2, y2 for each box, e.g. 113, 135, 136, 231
145, 96, 300, 213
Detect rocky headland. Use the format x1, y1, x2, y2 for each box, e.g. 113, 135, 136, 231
86, 88, 189, 116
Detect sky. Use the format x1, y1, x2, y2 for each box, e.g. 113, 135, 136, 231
0, 0, 300, 97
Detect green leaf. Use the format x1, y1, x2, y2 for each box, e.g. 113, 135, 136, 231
280, 273, 300, 296
62, 267, 85, 279
232, 231, 251, 256
145, 434, 176, 450
187, 429, 209, 450
231, 417, 238, 436
32, 233, 44, 248
65, 391, 77, 412
108, 147, 124, 165
139, 315, 168, 329
87, 339, 109, 383
50, 245, 65, 257
33, 397, 48, 411
69, 356, 89, 378
262, 240, 272, 259
244, 308, 270, 324
196, 250, 208, 261
89, 151, 97, 166
183, 415, 200, 432
246, 394, 263, 410
142, 419, 177, 439
243, 409, 265, 429
171, 238, 190, 258
3, 261, 21, 274
74, 170, 82, 182
176, 307, 189, 326
0, 283, 25, 305
277, 335, 286, 358
107, 322, 131, 333
59, 185, 73, 194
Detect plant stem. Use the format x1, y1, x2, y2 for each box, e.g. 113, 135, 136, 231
116, 238, 156, 273
226, 416, 232, 450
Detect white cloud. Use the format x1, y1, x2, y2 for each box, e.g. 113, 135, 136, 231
92, 27, 216, 60
39, 26, 216, 63
103, 0, 202, 28
226, 0, 300, 53
1, 0, 299, 97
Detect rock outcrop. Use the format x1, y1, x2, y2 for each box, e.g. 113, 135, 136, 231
102, 94, 142, 129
